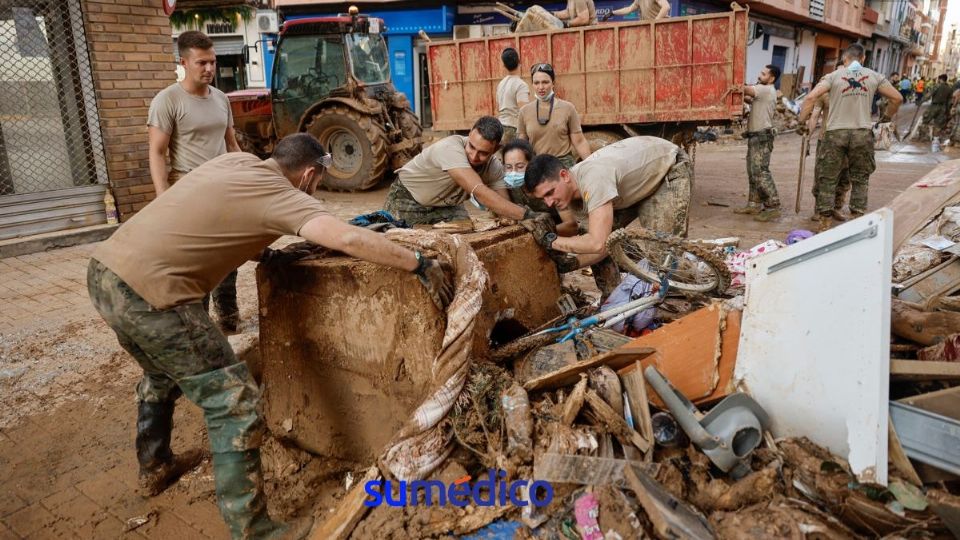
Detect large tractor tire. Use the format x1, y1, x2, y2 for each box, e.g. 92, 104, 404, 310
585, 130, 625, 153
304, 105, 388, 191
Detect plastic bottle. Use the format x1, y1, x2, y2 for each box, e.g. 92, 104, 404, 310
104, 189, 119, 225
932, 137, 941, 153
500, 382, 533, 460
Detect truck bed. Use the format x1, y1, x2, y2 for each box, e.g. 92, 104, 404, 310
427, 5, 748, 131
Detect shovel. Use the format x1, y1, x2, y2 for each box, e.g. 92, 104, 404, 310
644, 366, 770, 479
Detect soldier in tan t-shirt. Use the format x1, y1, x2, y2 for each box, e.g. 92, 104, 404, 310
88, 134, 452, 540
555, 0, 597, 26
148, 31, 243, 332
611, 0, 671, 20
496, 47, 530, 144
518, 63, 592, 169
384, 116, 544, 225
524, 136, 693, 295
731, 64, 782, 221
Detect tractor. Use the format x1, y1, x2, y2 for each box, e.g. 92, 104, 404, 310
228, 8, 422, 191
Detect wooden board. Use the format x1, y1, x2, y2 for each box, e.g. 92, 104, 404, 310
617, 304, 740, 408
897, 385, 960, 419
308, 466, 379, 540
523, 346, 655, 392
888, 160, 960, 252
890, 359, 960, 381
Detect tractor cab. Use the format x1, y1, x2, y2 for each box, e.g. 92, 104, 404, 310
271, 12, 391, 137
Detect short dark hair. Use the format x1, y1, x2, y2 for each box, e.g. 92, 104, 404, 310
843, 43, 865, 61
940, 74, 948, 82
273, 133, 327, 174
765, 64, 781, 82
524, 154, 564, 192
502, 138, 534, 161
501, 47, 520, 71
177, 31, 214, 58
472, 116, 504, 144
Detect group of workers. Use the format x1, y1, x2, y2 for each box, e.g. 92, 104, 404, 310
554, 0, 672, 27
86, 19, 914, 540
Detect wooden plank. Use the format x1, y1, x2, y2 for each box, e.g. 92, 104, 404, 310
523, 346, 655, 392
584, 389, 651, 453
308, 466, 379, 540
897, 258, 960, 310
621, 362, 655, 462
617, 304, 740, 407
888, 418, 924, 487
623, 465, 715, 539
891, 298, 960, 346
533, 453, 657, 485
888, 160, 960, 252
561, 375, 588, 426
890, 359, 960, 381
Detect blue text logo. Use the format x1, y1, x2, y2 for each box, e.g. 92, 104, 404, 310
364, 468, 554, 508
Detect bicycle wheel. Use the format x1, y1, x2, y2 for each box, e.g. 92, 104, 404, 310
606, 228, 731, 294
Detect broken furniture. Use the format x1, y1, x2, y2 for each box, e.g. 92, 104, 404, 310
255, 226, 562, 461
645, 366, 769, 479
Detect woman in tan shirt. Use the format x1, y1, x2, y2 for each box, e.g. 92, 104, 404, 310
517, 63, 592, 169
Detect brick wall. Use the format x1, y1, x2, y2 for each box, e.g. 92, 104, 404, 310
82, 0, 175, 220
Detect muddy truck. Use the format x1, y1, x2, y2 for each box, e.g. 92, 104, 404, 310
228, 10, 422, 191
426, 4, 748, 151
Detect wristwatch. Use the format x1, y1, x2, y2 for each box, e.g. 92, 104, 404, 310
544, 233, 557, 249
412, 250, 428, 276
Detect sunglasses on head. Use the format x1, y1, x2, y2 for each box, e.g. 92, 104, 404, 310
317, 153, 332, 168
531, 63, 554, 76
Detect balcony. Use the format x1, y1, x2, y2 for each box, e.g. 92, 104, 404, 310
863, 6, 879, 24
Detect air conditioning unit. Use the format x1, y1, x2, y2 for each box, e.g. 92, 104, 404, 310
453, 25, 483, 39
257, 12, 279, 34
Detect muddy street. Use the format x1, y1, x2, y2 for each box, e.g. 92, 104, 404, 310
0, 99, 950, 539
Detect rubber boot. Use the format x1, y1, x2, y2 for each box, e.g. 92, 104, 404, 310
213, 450, 313, 540
136, 400, 205, 496
817, 215, 834, 233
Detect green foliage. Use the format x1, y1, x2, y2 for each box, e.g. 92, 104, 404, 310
170, 6, 254, 30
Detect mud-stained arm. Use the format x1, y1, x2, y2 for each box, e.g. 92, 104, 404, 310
148, 126, 172, 196
449, 167, 527, 220
655, 0, 671, 18
611, 1, 638, 16
877, 82, 904, 119
557, 209, 579, 236
551, 202, 613, 255
571, 132, 592, 161
798, 82, 830, 124
298, 215, 419, 272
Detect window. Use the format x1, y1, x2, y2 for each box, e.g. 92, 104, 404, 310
346, 34, 389, 85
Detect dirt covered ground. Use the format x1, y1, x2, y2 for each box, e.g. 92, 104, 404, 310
0, 104, 950, 539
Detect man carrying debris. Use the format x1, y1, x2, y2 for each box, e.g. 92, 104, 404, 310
799, 43, 902, 232
496, 48, 530, 145
554, 0, 597, 27
807, 58, 852, 222
732, 65, 782, 222
523, 136, 692, 295
384, 116, 548, 225
148, 31, 242, 332
88, 134, 452, 540
610, 0, 671, 20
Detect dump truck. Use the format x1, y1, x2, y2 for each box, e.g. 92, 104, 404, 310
228, 10, 422, 191
426, 4, 748, 151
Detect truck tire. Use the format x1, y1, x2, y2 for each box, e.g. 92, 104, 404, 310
585, 130, 624, 153
304, 105, 388, 191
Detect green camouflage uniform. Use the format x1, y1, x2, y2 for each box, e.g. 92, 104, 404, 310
813, 139, 851, 210
924, 82, 954, 135
383, 180, 470, 225
746, 130, 780, 208
815, 129, 874, 215
590, 148, 694, 294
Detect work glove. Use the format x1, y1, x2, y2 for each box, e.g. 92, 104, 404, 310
413, 252, 454, 310
259, 242, 327, 266
519, 212, 557, 248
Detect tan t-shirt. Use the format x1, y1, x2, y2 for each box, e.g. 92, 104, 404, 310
571, 136, 678, 214
397, 135, 506, 207
746, 84, 777, 133
93, 153, 329, 309
625, 0, 665, 20
567, 0, 598, 24
518, 98, 583, 159
147, 83, 234, 173
497, 75, 530, 129
814, 67, 892, 131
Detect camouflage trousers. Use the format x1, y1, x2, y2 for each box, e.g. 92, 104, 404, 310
87, 258, 264, 455
745, 130, 780, 208
813, 139, 851, 210
924, 103, 950, 132
383, 180, 469, 225
815, 129, 875, 215
501, 126, 517, 145
591, 148, 694, 295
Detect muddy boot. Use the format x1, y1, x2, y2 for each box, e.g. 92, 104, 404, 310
817, 215, 834, 233
213, 270, 240, 334
831, 209, 849, 222
753, 207, 781, 222
136, 401, 206, 496
733, 204, 761, 215
213, 449, 311, 540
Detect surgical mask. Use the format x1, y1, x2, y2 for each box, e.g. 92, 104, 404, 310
848, 60, 862, 73
504, 171, 525, 188
537, 91, 555, 102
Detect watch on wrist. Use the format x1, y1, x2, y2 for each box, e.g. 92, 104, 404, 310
545, 233, 557, 249
412, 250, 428, 276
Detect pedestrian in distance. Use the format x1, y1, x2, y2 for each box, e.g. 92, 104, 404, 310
732, 64, 782, 222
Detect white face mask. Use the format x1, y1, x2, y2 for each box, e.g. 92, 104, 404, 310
504, 171, 525, 188
848, 60, 862, 72
537, 91, 555, 102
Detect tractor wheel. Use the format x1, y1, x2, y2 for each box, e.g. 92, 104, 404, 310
585, 130, 625, 153
390, 108, 424, 170
234, 130, 269, 158
304, 105, 388, 191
